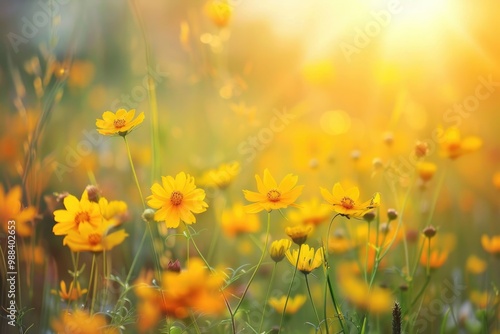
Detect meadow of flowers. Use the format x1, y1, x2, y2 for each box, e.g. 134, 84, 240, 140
1, 1, 500, 333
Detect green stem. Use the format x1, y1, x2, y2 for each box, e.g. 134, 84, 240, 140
125, 227, 148, 285
184, 224, 213, 271
305, 274, 323, 333
123, 136, 145, 209
325, 272, 345, 333
234, 212, 271, 315
90, 254, 98, 315
259, 262, 277, 333
278, 246, 301, 334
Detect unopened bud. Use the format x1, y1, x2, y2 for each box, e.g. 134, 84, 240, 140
85, 185, 101, 203
415, 141, 429, 158
142, 208, 156, 222
167, 259, 181, 273
423, 225, 437, 239
387, 209, 398, 221
363, 211, 376, 223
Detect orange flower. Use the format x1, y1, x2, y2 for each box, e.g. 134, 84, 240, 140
53, 191, 102, 236
52, 309, 118, 334
417, 162, 437, 182
51, 280, 88, 301
320, 183, 380, 218
420, 249, 448, 269
96, 109, 145, 136
147, 172, 208, 228
465, 255, 487, 275
0, 185, 37, 237
205, 0, 232, 28
243, 169, 303, 213
481, 235, 500, 256
439, 127, 482, 159
221, 202, 260, 237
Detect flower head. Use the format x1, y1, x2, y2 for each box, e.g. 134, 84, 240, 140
286, 244, 323, 274
285, 225, 312, 245
243, 169, 303, 213
269, 239, 292, 263
96, 108, 145, 136
320, 183, 380, 218
481, 235, 500, 256
269, 294, 307, 314
0, 185, 37, 237
63, 221, 128, 253
199, 161, 240, 189
465, 255, 487, 275
417, 162, 437, 182
205, 0, 232, 27
288, 197, 330, 226
440, 127, 482, 159
420, 249, 448, 269
147, 172, 208, 228
51, 309, 118, 334
51, 280, 88, 301
221, 202, 260, 237
53, 190, 102, 236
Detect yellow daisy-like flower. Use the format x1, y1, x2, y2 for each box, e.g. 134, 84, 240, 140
420, 249, 448, 269
288, 197, 330, 226
98, 197, 128, 226
243, 169, 304, 213
53, 191, 102, 236
320, 183, 380, 219
285, 225, 312, 245
221, 202, 260, 237
269, 294, 307, 314
199, 161, 240, 189
147, 172, 208, 228
286, 244, 323, 274
95, 108, 145, 136
63, 221, 128, 253
439, 127, 482, 159
417, 162, 437, 182
465, 255, 487, 275
481, 235, 500, 256
0, 185, 37, 237
51, 280, 88, 301
269, 239, 292, 263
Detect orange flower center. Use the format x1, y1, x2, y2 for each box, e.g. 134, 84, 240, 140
267, 189, 281, 202
170, 191, 184, 206
75, 211, 90, 225
113, 118, 127, 129
88, 233, 102, 246
340, 197, 355, 210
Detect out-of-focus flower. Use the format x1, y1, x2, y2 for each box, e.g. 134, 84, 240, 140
288, 197, 330, 226
320, 183, 380, 218
481, 235, 500, 256
147, 172, 208, 228
96, 109, 145, 136
67, 60, 95, 89
135, 258, 225, 331
63, 221, 128, 253
51, 280, 88, 301
465, 255, 487, 275
328, 230, 356, 254
285, 225, 312, 245
270, 239, 292, 263
286, 244, 323, 274
51, 309, 118, 334
205, 0, 232, 28
0, 185, 37, 237
469, 290, 498, 309
338, 273, 392, 314
417, 162, 437, 182
493, 172, 500, 190
199, 161, 240, 189
439, 127, 482, 159
414, 141, 429, 158
53, 190, 102, 236
268, 294, 307, 314
420, 249, 448, 269
179, 21, 190, 50
243, 169, 303, 213
221, 202, 260, 237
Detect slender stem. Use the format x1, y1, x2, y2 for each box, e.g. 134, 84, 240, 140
184, 224, 213, 271
259, 262, 277, 333
90, 254, 98, 315
123, 136, 145, 209
189, 311, 202, 334
305, 274, 323, 333
326, 271, 346, 333
364, 222, 371, 284
125, 227, 148, 285
233, 212, 271, 315
278, 246, 301, 334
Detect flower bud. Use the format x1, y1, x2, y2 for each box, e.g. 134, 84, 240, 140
142, 208, 156, 222
85, 185, 101, 203
423, 225, 437, 239
167, 259, 182, 273
387, 209, 398, 221
415, 141, 429, 158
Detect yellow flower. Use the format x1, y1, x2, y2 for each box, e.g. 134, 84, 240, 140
51, 280, 88, 301
328, 231, 356, 254
269, 239, 292, 263
320, 183, 380, 218
481, 234, 500, 256
221, 202, 260, 237
199, 161, 240, 189
285, 225, 312, 245
147, 172, 208, 228
243, 169, 304, 213
63, 221, 128, 253
98, 197, 128, 226
417, 162, 437, 182
440, 127, 482, 159
470, 290, 498, 309
53, 191, 102, 236
286, 244, 323, 274
205, 0, 232, 28
52, 309, 118, 334
465, 255, 487, 275
420, 249, 448, 269
269, 294, 307, 314
339, 274, 392, 314
0, 185, 37, 237
96, 108, 145, 136
288, 197, 330, 226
